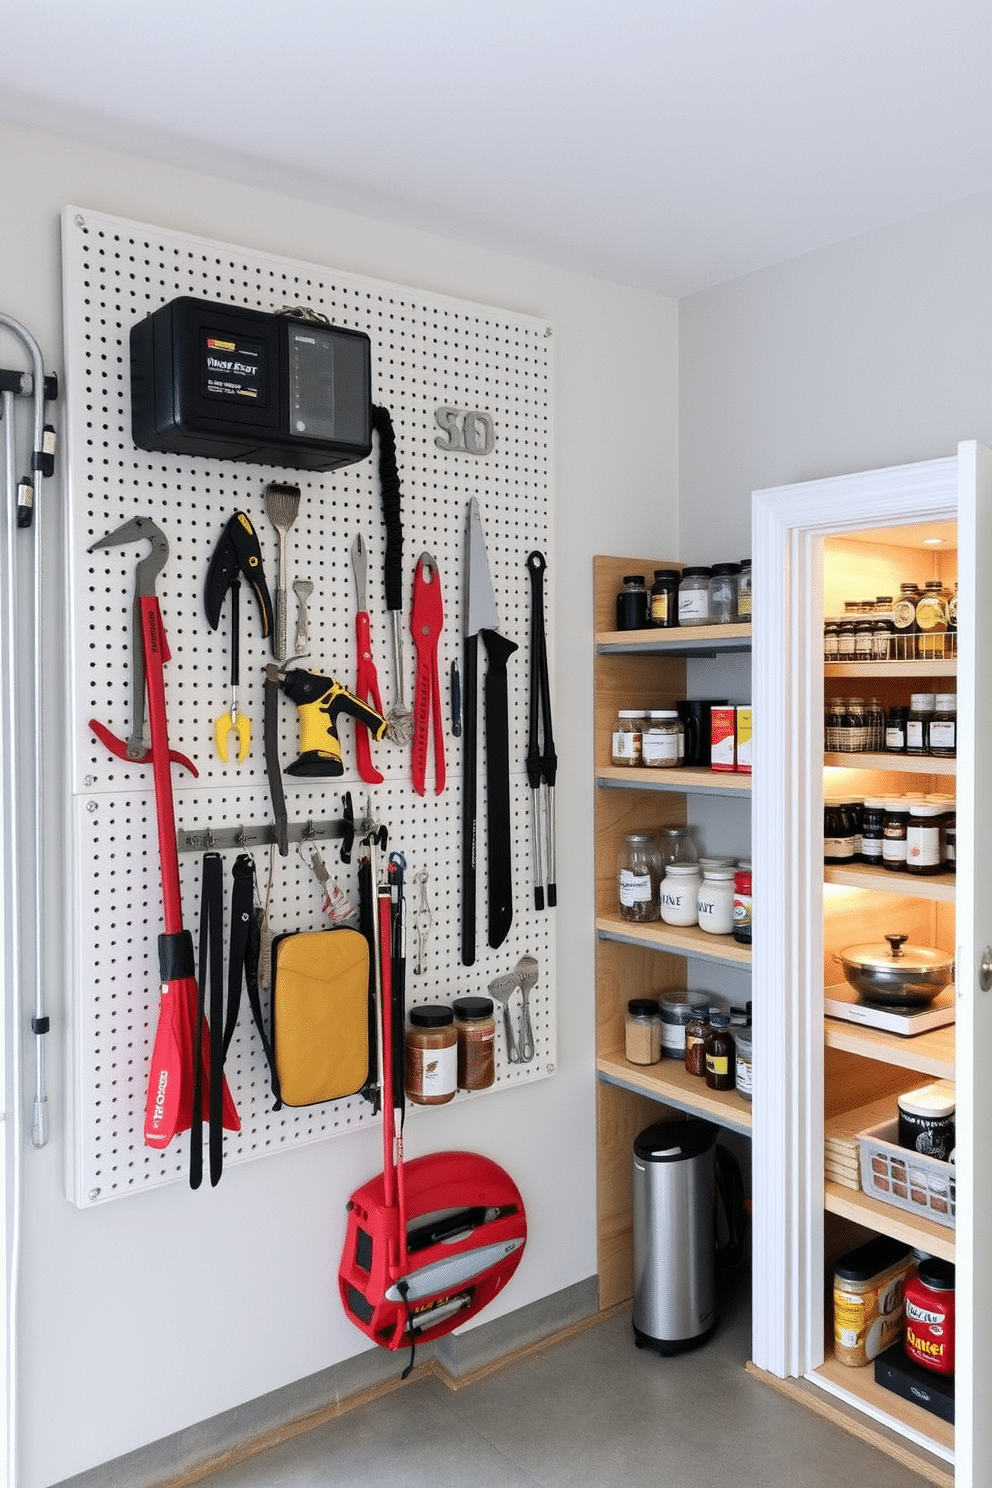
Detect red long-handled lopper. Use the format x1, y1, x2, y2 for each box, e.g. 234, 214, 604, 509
89, 517, 239, 1163
410, 553, 445, 795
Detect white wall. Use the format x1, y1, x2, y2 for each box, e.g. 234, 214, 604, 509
0, 119, 679, 1487
679, 189, 992, 557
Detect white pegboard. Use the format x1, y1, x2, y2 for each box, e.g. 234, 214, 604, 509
60, 207, 556, 1206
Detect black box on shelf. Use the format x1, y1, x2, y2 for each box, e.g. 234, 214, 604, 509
873, 1342, 955, 1424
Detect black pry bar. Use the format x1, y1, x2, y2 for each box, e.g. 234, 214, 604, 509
526, 551, 557, 909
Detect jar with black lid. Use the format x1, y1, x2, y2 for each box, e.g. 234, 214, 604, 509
872, 602, 894, 660
708, 563, 740, 623
906, 803, 944, 875
892, 583, 920, 659
678, 567, 712, 626
824, 800, 856, 863
453, 996, 496, 1089
860, 797, 887, 866
823, 621, 839, 661
736, 559, 752, 622
837, 617, 858, 662
684, 1009, 710, 1076
837, 697, 867, 753
854, 618, 875, 661
616, 574, 649, 630
704, 1012, 735, 1091
885, 704, 909, 753
866, 697, 885, 752
906, 693, 935, 755
882, 799, 910, 871
916, 579, 949, 660
649, 569, 680, 627
405, 1005, 457, 1105
929, 693, 957, 757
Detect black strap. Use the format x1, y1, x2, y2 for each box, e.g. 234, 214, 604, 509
193, 853, 224, 1190
460, 635, 479, 965
264, 668, 289, 855
481, 628, 518, 948
372, 406, 404, 614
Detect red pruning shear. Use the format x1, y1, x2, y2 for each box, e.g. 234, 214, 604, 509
411, 552, 446, 795
351, 533, 386, 785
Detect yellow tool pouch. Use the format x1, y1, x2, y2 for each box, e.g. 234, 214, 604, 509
270, 928, 371, 1107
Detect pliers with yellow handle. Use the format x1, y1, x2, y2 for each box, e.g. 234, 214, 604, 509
204, 512, 274, 762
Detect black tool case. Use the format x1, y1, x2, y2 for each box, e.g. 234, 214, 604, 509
130, 296, 372, 471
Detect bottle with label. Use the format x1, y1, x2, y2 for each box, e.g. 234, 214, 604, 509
405, 1006, 458, 1105
659, 863, 702, 926
824, 800, 856, 863
704, 1012, 735, 1090
697, 865, 735, 934
611, 710, 645, 767
617, 832, 662, 922
453, 996, 496, 1090
866, 697, 885, 752
928, 694, 957, 757
624, 999, 662, 1065
736, 559, 752, 622
649, 568, 680, 627
708, 563, 740, 623
641, 710, 684, 768
885, 704, 909, 753
684, 1009, 710, 1076
616, 574, 649, 630
906, 803, 944, 875
882, 799, 910, 871
677, 567, 712, 626
904, 1260, 956, 1376
734, 1024, 753, 1100
732, 869, 752, 944
860, 797, 887, 866
916, 579, 949, 660
906, 693, 935, 755
892, 582, 921, 659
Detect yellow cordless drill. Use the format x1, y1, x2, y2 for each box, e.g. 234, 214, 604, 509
281, 667, 390, 776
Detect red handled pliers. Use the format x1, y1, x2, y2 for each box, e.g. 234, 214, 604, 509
351, 533, 386, 785
411, 552, 446, 795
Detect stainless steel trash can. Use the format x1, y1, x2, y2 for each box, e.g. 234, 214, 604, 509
632, 1117, 719, 1354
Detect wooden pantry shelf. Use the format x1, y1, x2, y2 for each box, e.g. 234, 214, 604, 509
596, 912, 752, 968
823, 751, 956, 776
596, 765, 751, 795
824, 1016, 955, 1080
824, 1179, 955, 1263
596, 1051, 752, 1135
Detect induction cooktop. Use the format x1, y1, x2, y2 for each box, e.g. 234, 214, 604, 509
824, 982, 956, 1036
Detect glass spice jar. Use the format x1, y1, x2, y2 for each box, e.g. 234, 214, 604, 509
684, 1009, 710, 1076
453, 996, 496, 1089
405, 1005, 457, 1105
708, 563, 740, 623
649, 568, 681, 627
906, 693, 935, 755
641, 710, 684, 768
882, 798, 910, 871
704, 1012, 736, 1090
678, 567, 713, 626
736, 559, 752, 622
617, 832, 662, 922
625, 999, 662, 1065
611, 709, 645, 767
928, 694, 957, 757
616, 574, 649, 630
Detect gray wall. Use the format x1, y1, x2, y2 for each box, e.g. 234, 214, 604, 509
0, 118, 679, 1488
679, 189, 992, 559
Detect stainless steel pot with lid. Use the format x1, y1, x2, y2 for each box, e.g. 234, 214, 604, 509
835, 933, 954, 1006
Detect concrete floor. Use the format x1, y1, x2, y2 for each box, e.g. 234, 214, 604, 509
198, 1280, 930, 1488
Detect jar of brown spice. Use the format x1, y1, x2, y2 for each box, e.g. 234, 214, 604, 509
453, 996, 497, 1090
405, 1005, 457, 1105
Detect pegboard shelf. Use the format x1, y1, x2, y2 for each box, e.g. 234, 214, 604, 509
62, 206, 557, 1205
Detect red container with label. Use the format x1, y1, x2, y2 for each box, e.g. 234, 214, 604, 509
904, 1258, 955, 1376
